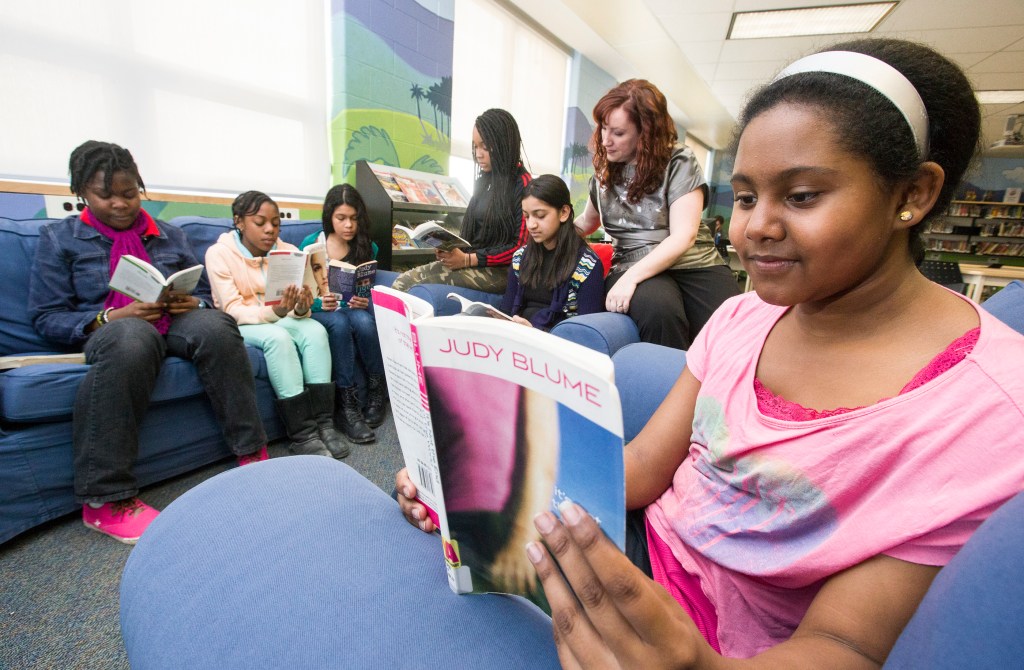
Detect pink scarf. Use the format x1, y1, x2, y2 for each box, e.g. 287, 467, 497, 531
81, 207, 171, 334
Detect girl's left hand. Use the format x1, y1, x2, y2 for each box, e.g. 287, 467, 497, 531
605, 278, 637, 314
438, 248, 470, 270
164, 290, 199, 315
529, 502, 708, 669
295, 286, 314, 314
348, 295, 369, 310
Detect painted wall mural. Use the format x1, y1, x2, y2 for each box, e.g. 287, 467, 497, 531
332, 0, 454, 184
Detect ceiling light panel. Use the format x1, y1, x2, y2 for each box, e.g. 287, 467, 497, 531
728, 3, 897, 40
976, 91, 1024, 105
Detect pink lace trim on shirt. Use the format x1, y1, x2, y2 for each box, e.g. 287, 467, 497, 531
755, 328, 980, 420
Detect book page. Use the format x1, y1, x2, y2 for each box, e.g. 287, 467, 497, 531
164, 265, 204, 295
264, 250, 307, 306
446, 292, 513, 320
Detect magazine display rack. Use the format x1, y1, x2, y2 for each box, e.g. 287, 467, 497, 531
355, 160, 470, 271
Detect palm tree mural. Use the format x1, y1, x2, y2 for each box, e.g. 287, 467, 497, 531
343, 125, 444, 177
563, 142, 591, 175
424, 76, 451, 145
410, 83, 430, 140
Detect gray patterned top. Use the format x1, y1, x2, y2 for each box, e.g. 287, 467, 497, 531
589, 146, 725, 273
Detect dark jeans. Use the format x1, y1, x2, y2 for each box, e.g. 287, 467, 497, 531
608, 264, 739, 350
312, 307, 384, 388
74, 309, 267, 504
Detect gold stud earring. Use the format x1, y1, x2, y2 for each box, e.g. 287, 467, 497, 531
899, 210, 913, 222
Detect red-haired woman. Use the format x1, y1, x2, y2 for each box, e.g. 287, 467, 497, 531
577, 79, 738, 350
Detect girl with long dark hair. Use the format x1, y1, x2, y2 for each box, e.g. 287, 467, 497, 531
392, 108, 531, 295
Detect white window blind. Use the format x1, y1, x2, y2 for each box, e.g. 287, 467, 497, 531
451, 0, 569, 178
0, 0, 329, 200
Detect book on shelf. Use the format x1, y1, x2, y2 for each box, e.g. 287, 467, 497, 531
1004, 187, 1021, 204
368, 164, 409, 202
264, 249, 315, 306
0, 352, 87, 370
392, 221, 472, 252
108, 255, 203, 304
394, 175, 446, 206
372, 285, 625, 606
327, 259, 377, 303
446, 291, 513, 321
433, 180, 469, 208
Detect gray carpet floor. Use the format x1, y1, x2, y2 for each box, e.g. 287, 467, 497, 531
0, 414, 404, 670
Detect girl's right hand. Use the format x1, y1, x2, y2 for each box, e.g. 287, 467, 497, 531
510, 315, 533, 328
111, 301, 165, 322
396, 468, 436, 533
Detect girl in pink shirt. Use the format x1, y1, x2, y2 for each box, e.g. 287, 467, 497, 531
522, 37, 1024, 667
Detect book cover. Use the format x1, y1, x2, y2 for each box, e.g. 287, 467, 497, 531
392, 225, 415, 249
328, 259, 377, 303
373, 286, 625, 606
433, 180, 468, 208
369, 164, 409, 202
108, 255, 203, 303
394, 175, 446, 205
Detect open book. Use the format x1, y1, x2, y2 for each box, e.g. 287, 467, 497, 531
265, 249, 314, 307
108, 255, 203, 303
0, 352, 87, 370
393, 221, 471, 252
373, 285, 625, 607
328, 259, 377, 303
446, 292, 513, 321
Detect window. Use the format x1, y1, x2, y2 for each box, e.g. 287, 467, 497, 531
0, 0, 329, 200
451, 0, 570, 178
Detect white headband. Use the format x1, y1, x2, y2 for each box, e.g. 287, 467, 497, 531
773, 51, 929, 160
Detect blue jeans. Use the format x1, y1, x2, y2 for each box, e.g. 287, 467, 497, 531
312, 307, 384, 387
74, 309, 267, 504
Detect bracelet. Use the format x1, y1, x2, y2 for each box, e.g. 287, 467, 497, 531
465, 253, 472, 269
95, 308, 111, 327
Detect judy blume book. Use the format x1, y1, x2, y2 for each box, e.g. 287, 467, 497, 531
372, 285, 625, 607
328, 259, 377, 303
108, 255, 203, 304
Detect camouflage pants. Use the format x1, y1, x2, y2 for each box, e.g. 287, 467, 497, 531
391, 261, 509, 294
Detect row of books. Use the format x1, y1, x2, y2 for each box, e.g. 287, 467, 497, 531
369, 164, 468, 207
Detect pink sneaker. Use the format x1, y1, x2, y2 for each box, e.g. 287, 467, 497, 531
82, 498, 159, 544
237, 445, 269, 467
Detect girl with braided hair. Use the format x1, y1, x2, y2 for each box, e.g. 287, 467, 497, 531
205, 191, 348, 460
391, 108, 531, 295
28, 140, 269, 544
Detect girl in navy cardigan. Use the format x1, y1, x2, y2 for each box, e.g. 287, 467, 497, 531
500, 175, 604, 331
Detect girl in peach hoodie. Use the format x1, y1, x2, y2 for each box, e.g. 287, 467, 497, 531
206, 191, 348, 459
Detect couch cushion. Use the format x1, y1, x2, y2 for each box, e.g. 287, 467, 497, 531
981, 279, 1024, 336
0, 218, 64, 356
0, 346, 268, 423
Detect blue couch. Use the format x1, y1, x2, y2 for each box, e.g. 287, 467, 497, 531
0, 216, 398, 545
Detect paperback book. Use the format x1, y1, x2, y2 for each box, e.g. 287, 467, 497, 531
394, 175, 446, 205
328, 259, 377, 303
372, 286, 625, 607
264, 250, 310, 306
392, 221, 472, 252
446, 292, 513, 321
108, 255, 203, 303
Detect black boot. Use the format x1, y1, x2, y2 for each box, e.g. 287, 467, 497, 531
274, 391, 332, 457
337, 386, 375, 444
364, 374, 388, 428
307, 383, 350, 459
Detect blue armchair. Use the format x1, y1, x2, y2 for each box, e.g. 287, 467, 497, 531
119, 284, 1024, 667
